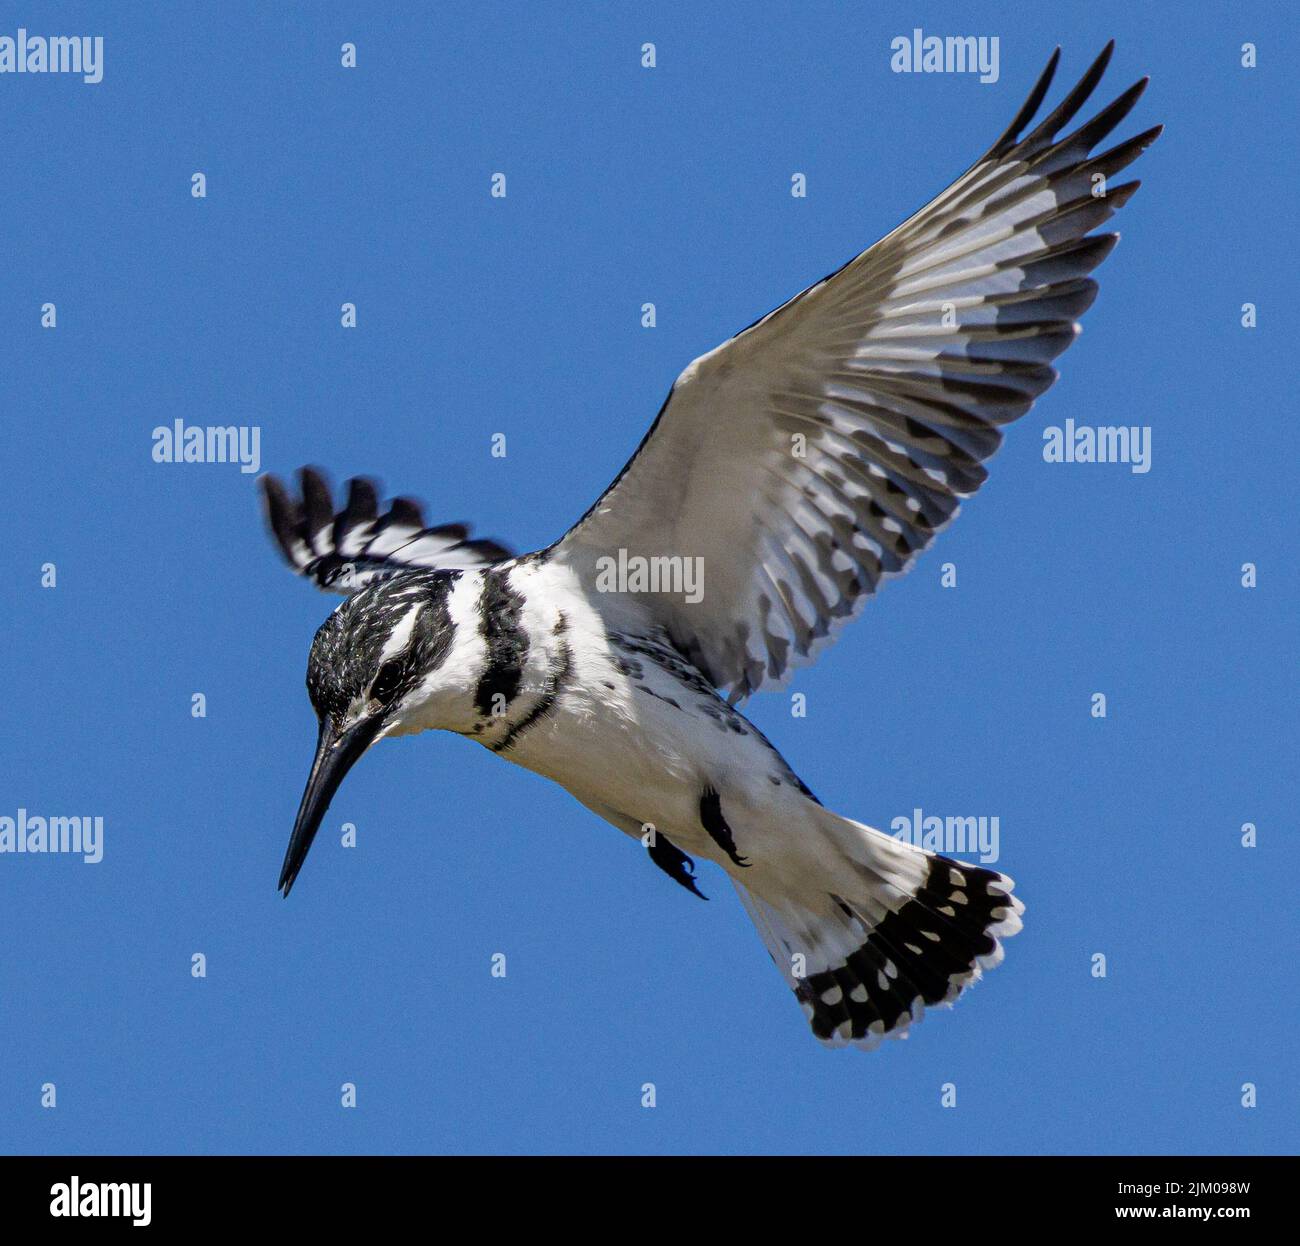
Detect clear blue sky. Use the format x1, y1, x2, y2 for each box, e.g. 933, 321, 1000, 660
1, 1, 1295, 1155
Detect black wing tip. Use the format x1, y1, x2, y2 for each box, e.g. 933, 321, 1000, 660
470, 538, 515, 563
1024, 41, 1118, 144
382, 496, 427, 529
335, 476, 381, 546
260, 465, 516, 579
1108, 121, 1165, 156
426, 520, 471, 542
259, 471, 286, 516
1085, 39, 1117, 81
345, 475, 380, 507
297, 464, 331, 494
259, 472, 305, 566
992, 45, 1061, 154
996, 40, 1149, 161
1106, 75, 1151, 117
259, 471, 290, 511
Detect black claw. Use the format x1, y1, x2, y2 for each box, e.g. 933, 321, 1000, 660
699, 786, 749, 868
647, 831, 707, 900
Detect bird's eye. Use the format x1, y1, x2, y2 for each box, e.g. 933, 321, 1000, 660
371, 658, 406, 705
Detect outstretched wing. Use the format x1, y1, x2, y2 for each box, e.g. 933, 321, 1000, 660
261, 467, 513, 593
549, 43, 1160, 701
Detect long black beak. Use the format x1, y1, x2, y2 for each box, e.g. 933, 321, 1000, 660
279, 716, 382, 896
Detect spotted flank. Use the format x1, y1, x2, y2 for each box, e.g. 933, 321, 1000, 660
261, 467, 513, 593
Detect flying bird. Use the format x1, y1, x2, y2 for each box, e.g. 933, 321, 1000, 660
261, 44, 1159, 1049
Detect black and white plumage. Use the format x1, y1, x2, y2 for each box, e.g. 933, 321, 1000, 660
261, 45, 1158, 1050
262, 469, 513, 592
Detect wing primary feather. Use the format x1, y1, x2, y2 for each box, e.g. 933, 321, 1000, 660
260, 474, 306, 569
989, 45, 1061, 156
333, 477, 379, 550
1020, 39, 1115, 150
261, 468, 513, 594
298, 467, 335, 554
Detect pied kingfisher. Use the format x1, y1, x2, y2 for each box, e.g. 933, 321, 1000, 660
261, 45, 1158, 1049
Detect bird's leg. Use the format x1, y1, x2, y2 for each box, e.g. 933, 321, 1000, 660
699, 785, 749, 868
645, 827, 707, 900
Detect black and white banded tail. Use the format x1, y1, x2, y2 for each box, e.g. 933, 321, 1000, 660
737, 809, 1023, 1049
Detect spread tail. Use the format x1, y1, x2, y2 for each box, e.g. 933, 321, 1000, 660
736, 808, 1023, 1049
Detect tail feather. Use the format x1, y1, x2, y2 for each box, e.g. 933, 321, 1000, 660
736, 812, 1023, 1050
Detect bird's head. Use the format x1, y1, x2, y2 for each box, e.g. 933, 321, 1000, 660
279, 569, 460, 896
